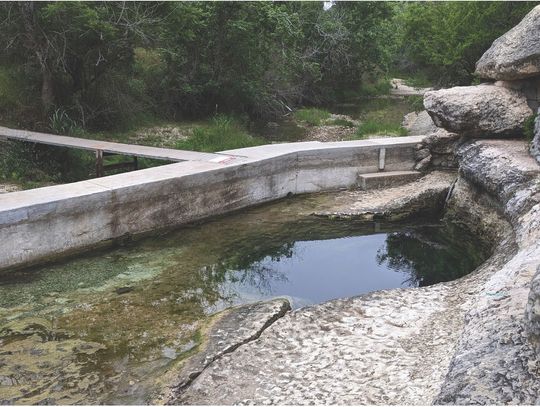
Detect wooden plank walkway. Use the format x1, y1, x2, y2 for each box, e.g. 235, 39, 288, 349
0, 126, 238, 163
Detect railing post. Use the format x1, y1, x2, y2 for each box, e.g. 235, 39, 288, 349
378, 147, 386, 171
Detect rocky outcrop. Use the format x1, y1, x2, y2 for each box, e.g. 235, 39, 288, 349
402, 110, 439, 136
475, 5, 540, 81
165, 140, 540, 405
414, 129, 461, 171
424, 84, 533, 137
527, 267, 540, 353
532, 109, 540, 162
495, 78, 540, 111
435, 140, 540, 404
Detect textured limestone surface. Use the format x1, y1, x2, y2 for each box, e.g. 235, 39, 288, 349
159, 299, 291, 403
475, 5, 540, 81
310, 170, 456, 221
437, 140, 540, 404
414, 129, 462, 171
165, 140, 540, 405
424, 84, 533, 137
532, 108, 540, 164
402, 110, 439, 136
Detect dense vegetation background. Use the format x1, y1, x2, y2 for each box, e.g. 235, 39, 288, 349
0, 1, 536, 133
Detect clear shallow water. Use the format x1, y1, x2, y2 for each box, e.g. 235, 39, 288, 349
0, 195, 488, 404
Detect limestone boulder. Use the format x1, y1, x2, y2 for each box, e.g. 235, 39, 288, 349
402, 110, 439, 136
424, 84, 533, 137
475, 5, 540, 80
531, 109, 540, 164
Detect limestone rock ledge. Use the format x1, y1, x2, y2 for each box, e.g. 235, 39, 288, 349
475, 5, 540, 81
424, 84, 532, 137
163, 140, 540, 405
532, 109, 540, 164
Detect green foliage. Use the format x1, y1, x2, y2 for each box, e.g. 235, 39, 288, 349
524, 114, 537, 142
355, 120, 408, 138
176, 115, 263, 153
403, 73, 432, 89
407, 95, 425, 113
49, 109, 79, 135
0, 2, 394, 128
359, 78, 392, 97
397, 2, 537, 86
294, 108, 331, 126
0, 141, 94, 187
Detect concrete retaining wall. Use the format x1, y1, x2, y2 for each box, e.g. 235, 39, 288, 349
0, 137, 423, 271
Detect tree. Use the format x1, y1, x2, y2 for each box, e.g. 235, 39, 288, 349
398, 2, 537, 86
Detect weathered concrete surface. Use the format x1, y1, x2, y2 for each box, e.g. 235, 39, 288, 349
358, 170, 422, 190
0, 126, 233, 163
167, 140, 540, 405
0, 137, 423, 271
475, 5, 540, 81
424, 84, 533, 137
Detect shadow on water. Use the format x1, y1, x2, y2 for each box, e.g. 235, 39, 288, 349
0, 195, 490, 404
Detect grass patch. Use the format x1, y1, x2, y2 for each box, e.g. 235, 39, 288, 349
359, 78, 392, 97
350, 97, 412, 139
175, 115, 264, 152
355, 120, 408, 138
294, 108, 331, 126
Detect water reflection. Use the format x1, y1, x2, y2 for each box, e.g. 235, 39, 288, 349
0, 196, 489, 404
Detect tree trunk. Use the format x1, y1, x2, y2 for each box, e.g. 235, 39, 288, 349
41, 64, 54, 115
19, 2, 54, 115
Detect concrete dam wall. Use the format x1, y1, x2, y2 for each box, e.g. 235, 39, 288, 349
0, 136, 423, 271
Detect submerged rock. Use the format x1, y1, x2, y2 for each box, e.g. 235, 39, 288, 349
424, 84, 532, 137
475, 5, 540, 80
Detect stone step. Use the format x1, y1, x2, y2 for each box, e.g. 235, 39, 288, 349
358, 170, 422, 190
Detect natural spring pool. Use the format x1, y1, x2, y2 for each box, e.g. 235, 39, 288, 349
0, 193, 489, 404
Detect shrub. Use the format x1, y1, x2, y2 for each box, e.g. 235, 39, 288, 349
294, 108, 331, 126
176, 115, 264, 152
406, 95, 425, 113
49, 108, 79, 135
359, 78, 392, 97
0, 140, 94, 187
